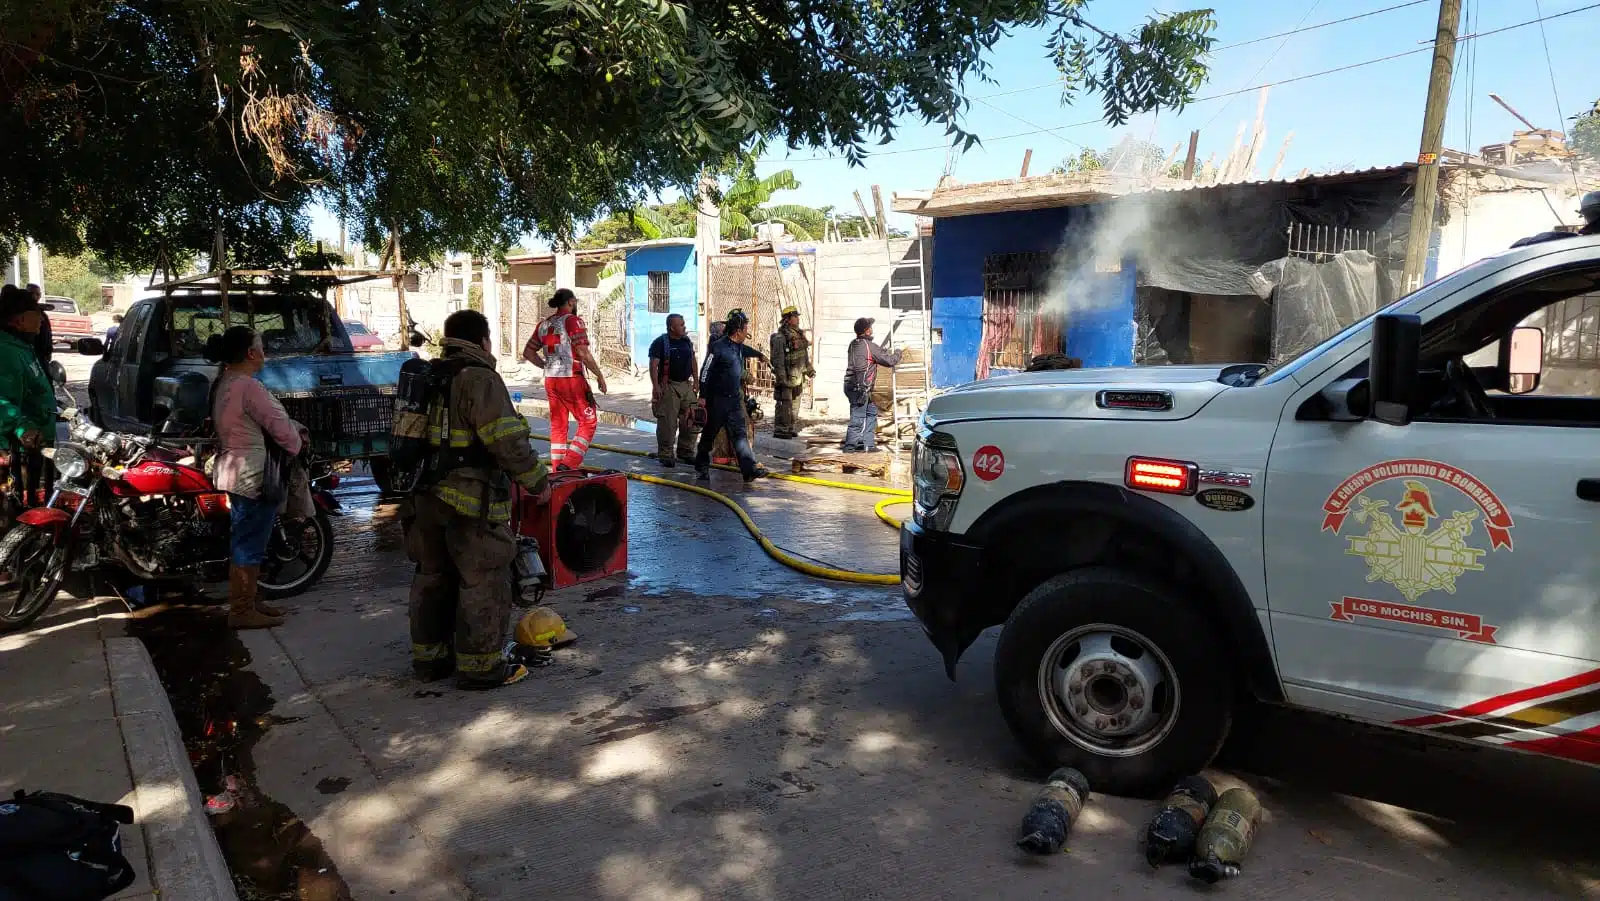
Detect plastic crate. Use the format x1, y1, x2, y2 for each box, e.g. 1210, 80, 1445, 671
280, 390, 395, 458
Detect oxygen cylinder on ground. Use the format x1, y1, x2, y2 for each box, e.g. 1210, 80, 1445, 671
1189, 786, 1262, 883
1144, 775, 1218, 867
512, 537, 547, 602
1016, 767, 1090, 856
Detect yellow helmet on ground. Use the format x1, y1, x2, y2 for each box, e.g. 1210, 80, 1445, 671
515, 607, 577, 649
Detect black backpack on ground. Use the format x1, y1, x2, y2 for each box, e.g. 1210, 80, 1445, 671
0, 790, 137, 901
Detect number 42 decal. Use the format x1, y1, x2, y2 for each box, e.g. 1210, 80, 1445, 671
972, 446, 1005, 481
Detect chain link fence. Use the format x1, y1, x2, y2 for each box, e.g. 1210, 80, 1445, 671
705, 253, 817, 396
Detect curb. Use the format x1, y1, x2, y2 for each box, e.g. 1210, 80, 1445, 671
105, 637, 239, 901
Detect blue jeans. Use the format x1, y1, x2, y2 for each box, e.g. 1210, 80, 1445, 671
694, 396, 758, 477
229, 492, 279, 566
843, 389, 878, 451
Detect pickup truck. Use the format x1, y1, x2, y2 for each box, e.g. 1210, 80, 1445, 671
40, 296, 97, 348
86, 290, 413, 478
902, 235, 1600, 795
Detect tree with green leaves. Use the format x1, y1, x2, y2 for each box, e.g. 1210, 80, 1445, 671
1574, 100, 1600, 162
1051, 138, 1180, 177
4, 1, 1216, 268
581, 165, 823, 242
43, 252, 116, 314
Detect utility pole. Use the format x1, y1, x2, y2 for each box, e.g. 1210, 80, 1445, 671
1400, 0, 1462, 294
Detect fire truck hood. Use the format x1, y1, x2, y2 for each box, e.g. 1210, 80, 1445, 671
923, 365, 1234, 425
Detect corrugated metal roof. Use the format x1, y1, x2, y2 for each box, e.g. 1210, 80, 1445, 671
891, 163, 1420, 218
1156, 163, 1417, 192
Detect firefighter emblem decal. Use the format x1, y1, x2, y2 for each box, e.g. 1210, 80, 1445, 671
1321, 459, 1514, 604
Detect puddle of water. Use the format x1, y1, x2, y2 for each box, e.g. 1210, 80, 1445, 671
128, 606, 354, 901
833, 608, 914, 623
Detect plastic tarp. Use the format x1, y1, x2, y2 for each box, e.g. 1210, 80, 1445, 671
1249, 249, 1387, 361
1117, 177, 1413, 296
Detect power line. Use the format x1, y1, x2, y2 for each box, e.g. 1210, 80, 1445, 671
766, 1, 1600, 165
1200, 0, 1326, 133
1212, 0, 1431, 51
969, 0, 1431, 103
972, 96, 1090, 151
1531, 0, 1580, 190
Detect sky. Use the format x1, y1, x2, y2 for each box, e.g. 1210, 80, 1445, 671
309, 0, 1600, 251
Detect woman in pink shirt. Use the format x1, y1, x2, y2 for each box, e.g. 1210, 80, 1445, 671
207, 326, 305, 630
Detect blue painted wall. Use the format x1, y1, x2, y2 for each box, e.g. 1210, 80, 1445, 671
929, 205, 1136, 388
624, 245, 699, 368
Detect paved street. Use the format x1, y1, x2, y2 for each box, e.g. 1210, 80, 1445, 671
118, 423, 1600, 901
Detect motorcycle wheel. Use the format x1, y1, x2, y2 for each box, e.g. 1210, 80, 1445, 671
259, 512, 334, 599
0, 525, 69, 633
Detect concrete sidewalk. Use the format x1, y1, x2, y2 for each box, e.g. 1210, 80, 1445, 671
0, 596, 236, 901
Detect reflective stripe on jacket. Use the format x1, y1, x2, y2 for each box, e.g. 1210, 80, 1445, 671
426, 338, 550, 522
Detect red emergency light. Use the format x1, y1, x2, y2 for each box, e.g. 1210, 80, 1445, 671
1124, 457, 1197, 496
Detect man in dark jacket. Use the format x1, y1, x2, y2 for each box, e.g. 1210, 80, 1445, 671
841, 317, 902, 453
694, 309, 768, 483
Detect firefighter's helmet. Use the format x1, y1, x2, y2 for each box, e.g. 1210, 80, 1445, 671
515, 606, 578, 649
780, 305, 799, 318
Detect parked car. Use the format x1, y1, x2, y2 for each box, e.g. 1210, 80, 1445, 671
84, 289, 414, 489
902, 236, 1600, 795
344, 320, 386, 352
40, 296, 96, 348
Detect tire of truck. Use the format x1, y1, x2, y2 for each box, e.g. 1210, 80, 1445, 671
993, 566, 1233, 797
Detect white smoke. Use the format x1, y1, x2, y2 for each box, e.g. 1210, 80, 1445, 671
1038, 192, 1159, 321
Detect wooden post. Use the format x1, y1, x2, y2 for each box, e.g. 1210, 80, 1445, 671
1401, 0, 1462, 293
871, 185, 888, 242
1182, 130, 1200, 180
389, 229, 410, 347
1019, 149, 1033, 178
853, 190, 877, 238
1159, 142, 1182, 177
213, 229, 230, 325
335, 218, 347, 320
1268, 132, 1296, 180
1220, 121, 1246, 184
513, 282, 522, 357
483, 263, 501, 357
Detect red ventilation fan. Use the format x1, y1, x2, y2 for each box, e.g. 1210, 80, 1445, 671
513, 470, 628, 589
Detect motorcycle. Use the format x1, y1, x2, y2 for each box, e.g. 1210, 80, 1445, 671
0, 411, 340, 632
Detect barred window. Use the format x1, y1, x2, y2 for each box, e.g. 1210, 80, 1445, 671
647, 271, 671, 314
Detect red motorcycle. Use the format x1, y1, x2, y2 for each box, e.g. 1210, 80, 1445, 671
0, 411, 338, 632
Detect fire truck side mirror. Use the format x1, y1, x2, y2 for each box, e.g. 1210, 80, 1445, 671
1368, 313, 1421, 427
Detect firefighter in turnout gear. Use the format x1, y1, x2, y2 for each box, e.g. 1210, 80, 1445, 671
768, 305, 814, 440
406, 310, 551, 690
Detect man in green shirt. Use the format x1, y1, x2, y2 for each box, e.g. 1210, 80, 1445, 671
0, 285, 55, 461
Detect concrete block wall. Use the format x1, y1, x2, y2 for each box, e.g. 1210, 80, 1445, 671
811, 238, 920, 416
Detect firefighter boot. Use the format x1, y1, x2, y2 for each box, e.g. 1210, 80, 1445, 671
227, 565, 284, 629
248, 566, 287, 617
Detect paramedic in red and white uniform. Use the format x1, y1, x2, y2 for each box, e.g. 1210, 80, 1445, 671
522, 288, 608, 470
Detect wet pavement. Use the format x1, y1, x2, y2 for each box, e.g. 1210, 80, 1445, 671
131, 433, 1600, 901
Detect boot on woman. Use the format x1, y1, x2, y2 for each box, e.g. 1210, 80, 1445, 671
227, 564, 283, 629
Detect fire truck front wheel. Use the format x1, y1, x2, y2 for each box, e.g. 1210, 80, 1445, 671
993, 566, 1234, 797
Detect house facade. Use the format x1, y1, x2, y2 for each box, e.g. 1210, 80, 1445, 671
896, 163, 1597, 390
622, 238, 701, 369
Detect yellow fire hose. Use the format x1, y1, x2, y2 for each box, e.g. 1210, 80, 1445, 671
525, 431, 909, 585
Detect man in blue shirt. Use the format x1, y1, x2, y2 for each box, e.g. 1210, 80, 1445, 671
648, 313, 700, 468
695, 309, 768, 483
